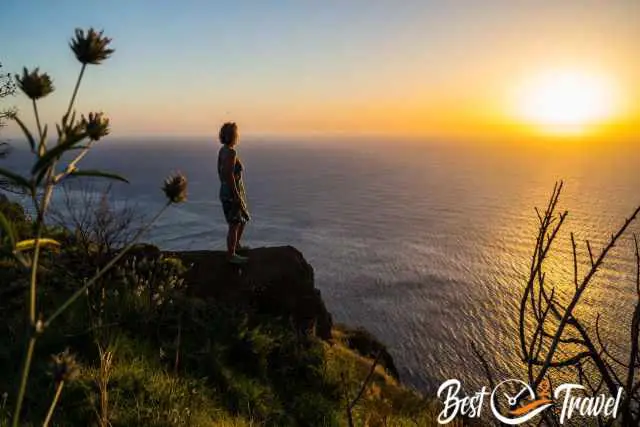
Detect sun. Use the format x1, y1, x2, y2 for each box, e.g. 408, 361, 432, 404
516, 69, 618, 135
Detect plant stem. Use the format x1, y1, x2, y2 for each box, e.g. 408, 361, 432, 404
63, 64, 86, 128
11, 336, 36, 427
60, 141, 94, 179
12, 179, 55, 427
28, 181, 55, 324
32, 99, 43, 146
43, 381, 65, 427
28, 224, 43, 325
45, 202, 170, 328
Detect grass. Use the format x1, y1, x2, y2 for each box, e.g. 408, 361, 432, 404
0, 194, 464, 426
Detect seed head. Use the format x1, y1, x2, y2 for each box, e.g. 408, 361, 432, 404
162, 172, 188, 204
70, 28, 114, 65
50, 349, 80, 383
81, 112, 110, 141
15, 67, 54, 100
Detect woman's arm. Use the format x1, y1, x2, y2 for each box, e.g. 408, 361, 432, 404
223, 149, 241, 200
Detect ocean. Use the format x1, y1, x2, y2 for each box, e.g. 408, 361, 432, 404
4, 136, 640, 393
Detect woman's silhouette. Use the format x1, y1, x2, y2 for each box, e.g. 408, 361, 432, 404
217, 122, 250, 264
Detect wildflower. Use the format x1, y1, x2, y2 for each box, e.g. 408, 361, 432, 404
15, 67, 54, 100
57, 110, 86, 142
50, 349, 80, 383
69, 28, 114, 65
162, 172, 188, 204
81, 112, 110, 141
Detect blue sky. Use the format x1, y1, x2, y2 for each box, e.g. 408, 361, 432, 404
1, 0, 638, 139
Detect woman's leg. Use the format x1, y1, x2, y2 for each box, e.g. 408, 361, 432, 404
227, 223, 240, 256
236, 222, 246, 247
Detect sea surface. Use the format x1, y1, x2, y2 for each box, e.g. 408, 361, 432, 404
4, 137, 640, 393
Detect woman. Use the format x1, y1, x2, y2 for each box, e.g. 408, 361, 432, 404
217, 122, 251, 264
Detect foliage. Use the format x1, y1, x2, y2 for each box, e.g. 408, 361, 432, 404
0, 27, 186, 427
0, 62, 16, 131
48, 181, 145, 264
0, 62, 17, 187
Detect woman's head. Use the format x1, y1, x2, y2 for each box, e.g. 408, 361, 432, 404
219, 122, 238, 146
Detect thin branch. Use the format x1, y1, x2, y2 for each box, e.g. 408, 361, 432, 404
571, 233, 578, 290
535, 207, 543, 225
595, 314, 634, 369
634, 234, 639, 298
348, 350, 383, 411
519, 182, 566, 365
44, 202, 170, 328
532, 203, 640, 389
42, 381, 65, 427
587, 240, 595, 267
470, 341, 495, 391
527, 351, 591, 368
623, 238, 640, 424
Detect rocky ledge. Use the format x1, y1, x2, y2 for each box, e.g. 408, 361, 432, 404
162, 245, 400, 380
174, 246, 333, 339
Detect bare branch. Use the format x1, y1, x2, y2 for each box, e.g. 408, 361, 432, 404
571, 233, 578, 290
519, 181, 567, 367
344, 349, 384, 427
586, 240, 595, 267
348, 350, 383, 410
471, 341, 495, 391
595, 314, 634, 370
528, 351, 591, 368
634, 234, 639, 298
532, 202, 640, 389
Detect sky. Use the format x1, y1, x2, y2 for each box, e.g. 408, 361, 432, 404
1, 0, 639, 140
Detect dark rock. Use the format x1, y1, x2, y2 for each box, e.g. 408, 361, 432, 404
340, 326, 400, 380
172, 246, 333, 340
127, 243, 161, 258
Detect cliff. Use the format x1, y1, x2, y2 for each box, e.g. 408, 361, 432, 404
167, 245, 400, 380
175, 246, 333, 339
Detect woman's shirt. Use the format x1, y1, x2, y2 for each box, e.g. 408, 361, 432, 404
217, 145, 247, 206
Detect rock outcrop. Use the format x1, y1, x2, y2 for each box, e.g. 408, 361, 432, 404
174, 246, 333, 340
168, 245, 403, 381
338, 326, 400, 380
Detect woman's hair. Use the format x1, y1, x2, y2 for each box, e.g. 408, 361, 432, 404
219, 122, 238, 146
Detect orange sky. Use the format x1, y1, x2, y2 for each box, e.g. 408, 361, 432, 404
2, 1, 639, 141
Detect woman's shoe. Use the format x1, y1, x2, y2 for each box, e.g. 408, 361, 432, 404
228, 253, 249, 264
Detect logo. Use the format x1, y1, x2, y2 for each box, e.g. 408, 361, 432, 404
489, 379, 553, 425
436, 378, 623, 425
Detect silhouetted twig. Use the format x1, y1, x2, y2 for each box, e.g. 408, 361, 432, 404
518, 182, 640, 424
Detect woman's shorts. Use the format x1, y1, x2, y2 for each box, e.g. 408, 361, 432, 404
221, 199, 250, 224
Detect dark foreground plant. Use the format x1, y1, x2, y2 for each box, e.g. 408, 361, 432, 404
476, 182, 640, 426
519, 182, 640, 425
0, 61, 17, 189
0, 28, 187, 427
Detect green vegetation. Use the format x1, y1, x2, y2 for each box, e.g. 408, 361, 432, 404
0, 26, 190, 427
0, 194, 446, 426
